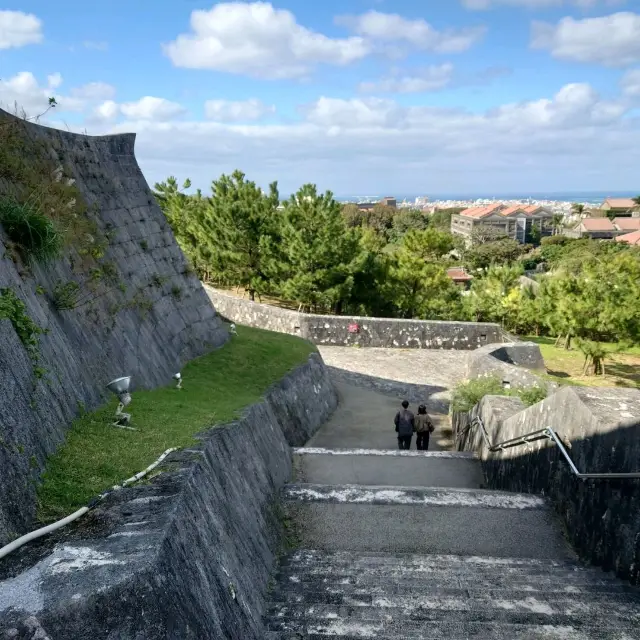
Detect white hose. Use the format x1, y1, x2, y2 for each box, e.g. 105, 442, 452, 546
0, 447, 179, 562
0, 507, 89, 561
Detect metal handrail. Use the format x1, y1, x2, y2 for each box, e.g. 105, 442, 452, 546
466, 415, 640, 481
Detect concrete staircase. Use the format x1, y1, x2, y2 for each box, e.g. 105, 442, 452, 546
265, 447, 640, 639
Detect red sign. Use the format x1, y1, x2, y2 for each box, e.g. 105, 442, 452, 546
348, 323, 360, 334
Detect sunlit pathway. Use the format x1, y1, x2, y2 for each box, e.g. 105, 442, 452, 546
263, 350, 640, 638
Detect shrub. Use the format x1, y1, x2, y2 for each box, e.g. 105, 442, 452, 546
518, 384, 548, 407
0, 198, 62, 264
451, 376, 506, 413
52, 281, 80, 311
451, 375, 548, 413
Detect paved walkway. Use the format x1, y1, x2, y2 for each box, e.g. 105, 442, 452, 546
317, 347, 468, 448
264, 357, 640, 638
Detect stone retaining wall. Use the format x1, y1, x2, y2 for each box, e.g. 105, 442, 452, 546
453, 387, 640, 584
465, 342, 556, 393
0, 111, 228, 546
205, 286, 508, 350
0, 353, 338, 639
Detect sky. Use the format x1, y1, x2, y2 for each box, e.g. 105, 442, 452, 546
2, 0, 640, 196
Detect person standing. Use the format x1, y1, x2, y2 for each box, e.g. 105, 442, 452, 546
394, 400, 415, 450
415, 404, 435, 451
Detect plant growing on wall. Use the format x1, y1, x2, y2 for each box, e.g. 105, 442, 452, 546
52, 281, 81, 311
0, 198, 62, 264
0, 288, 45, 378
0, 106, 105, 271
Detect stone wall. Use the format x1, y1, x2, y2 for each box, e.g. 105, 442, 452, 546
465, 342, 555, 392
0, 111, 228, 546
205, 286, 507, 349
0, 353, 338, 639
454, 387, 640, 584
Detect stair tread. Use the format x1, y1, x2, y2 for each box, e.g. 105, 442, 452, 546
294, 453, 484, 490
266, 617, 640, 639
284, 483, 547, 509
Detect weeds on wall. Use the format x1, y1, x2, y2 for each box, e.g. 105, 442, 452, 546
52, 281, 81, 311
0, 288, 45, 379
0, 199, 62, 264
0, 103, 99, 266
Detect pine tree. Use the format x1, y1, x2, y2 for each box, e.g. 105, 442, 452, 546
387, 230, 462, 319
278, 184, 359, 313
205, 170, 280, 300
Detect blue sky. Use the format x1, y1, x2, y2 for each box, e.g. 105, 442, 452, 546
2, 0, 640, 196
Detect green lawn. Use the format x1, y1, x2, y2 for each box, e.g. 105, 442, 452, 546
524, 336, 640, 389
38, 325, 315, 522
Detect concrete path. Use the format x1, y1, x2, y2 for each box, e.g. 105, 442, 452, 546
306, 381, 446, 451
265, 360, 640, 638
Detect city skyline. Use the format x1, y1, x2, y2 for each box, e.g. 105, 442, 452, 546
2, 1, 640, 193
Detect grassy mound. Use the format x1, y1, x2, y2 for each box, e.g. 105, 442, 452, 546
38, 325, 315, 521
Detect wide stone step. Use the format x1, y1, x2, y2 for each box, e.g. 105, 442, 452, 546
293, 449, 484, 490
294, 448, 477, 458
284, 483, 547, 509
277, 550, 629, 588
285, 500, 573, 559
271, 573, 635, 597
265, 617, 639, 639
267, 590, 640, 619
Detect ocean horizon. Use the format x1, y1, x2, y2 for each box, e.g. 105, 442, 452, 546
332, 191, 638, 205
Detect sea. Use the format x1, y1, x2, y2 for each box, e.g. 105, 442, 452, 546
335, 191, 637, 206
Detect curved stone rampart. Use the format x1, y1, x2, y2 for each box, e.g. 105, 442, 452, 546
0, 111, 227, 545
0, 353, 338, 639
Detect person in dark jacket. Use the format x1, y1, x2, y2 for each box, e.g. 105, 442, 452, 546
394, 400, 415, 450
414, 404, 435, 451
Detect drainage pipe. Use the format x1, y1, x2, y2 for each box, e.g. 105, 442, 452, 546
0, 447, 179, 561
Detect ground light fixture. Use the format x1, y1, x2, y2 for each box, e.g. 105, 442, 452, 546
106, 376, 136, 430
173, 372, 183, 389
229, 323, 237, 336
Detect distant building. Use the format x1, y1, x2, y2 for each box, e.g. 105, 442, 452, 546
616, 230, 640, 246
600, 197, 637, 217
446, 267, 473, 290
612, 217, 640, 232
564, 217, 640, 239
450, 203, 554, 245
356, 196, 396, 211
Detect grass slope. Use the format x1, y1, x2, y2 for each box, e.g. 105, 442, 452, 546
38, 325, 315, 522
525, 336, 640, 389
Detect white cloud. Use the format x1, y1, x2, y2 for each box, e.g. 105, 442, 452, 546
0, 72, 86, 115
77, 79, 638, 196
621, 69, 640, 96
532, 12, 640, 67
359, 64, 454, 93
337, 10, 485, 54
463, 0, 625, 9
47, 73, 63, 89
0, 10, 43, 49
71, 82, 116, 101
91, 100, 120, 122
164, 1, 370, 79
303, 97, 404, 128
6, 69, 638, 196
204, 98, 275, 122
120, 96, 186, 121
89, 96, 186, 123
